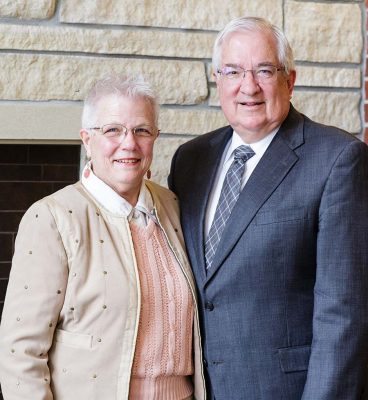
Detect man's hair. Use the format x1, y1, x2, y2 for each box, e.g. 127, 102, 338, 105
212, 16, 295, 74
82, 74, 159, 128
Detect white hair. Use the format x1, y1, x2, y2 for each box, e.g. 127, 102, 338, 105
212, 16, 295, 74
82, 74, 159, 128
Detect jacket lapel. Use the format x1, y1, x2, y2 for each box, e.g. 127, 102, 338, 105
205, 106, 305, 284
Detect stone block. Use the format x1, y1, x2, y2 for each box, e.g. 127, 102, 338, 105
285, 1, 362, 63
207, 64, 216, 82
60, 0, 282, 30
0, 54, 207, 105
159, 109, 227, 136
0, 0, 55, 19
151, 136, 190, 186
0, 103, 83, 142
292, 91, 361, 133
296, 66, 360, 88
209, 87, 220, 107
0, 24, 215, 59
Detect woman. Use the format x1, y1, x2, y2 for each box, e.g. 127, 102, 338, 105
0, 75, 206, 400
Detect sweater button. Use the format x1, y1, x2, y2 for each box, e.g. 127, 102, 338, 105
205, 301, 214, 311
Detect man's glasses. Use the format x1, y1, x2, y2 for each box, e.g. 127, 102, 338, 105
217, 65, 285, 84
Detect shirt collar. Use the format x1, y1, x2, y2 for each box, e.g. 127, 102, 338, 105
224, 127, 279, 164
81, 162, 154, 219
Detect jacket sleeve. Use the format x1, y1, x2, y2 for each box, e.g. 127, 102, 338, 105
302, 139, 368, 399
0, 200, 69, 400
168, 145, 180, 193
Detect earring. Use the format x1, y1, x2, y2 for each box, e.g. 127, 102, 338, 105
146, 169, 151, 179
83, 165, 91, 178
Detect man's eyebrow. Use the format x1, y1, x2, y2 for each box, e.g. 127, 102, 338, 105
255, 62, 277, 67
223, 63, 242, 68
223, 62, 278, 68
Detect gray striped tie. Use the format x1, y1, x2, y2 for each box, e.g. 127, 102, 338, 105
205, 145, 255, 269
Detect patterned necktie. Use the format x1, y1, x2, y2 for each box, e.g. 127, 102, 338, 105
205, 145, 255, 269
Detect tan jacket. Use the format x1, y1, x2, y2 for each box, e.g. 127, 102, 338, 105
0, 181, 206, 400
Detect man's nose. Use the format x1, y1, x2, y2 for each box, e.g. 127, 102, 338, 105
239, 70, 260, 93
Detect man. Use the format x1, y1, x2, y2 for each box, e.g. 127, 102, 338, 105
169, 16, 368, 400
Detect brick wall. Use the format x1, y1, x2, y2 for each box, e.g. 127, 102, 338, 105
0, 144, 80, 398
0, 144, 80, 310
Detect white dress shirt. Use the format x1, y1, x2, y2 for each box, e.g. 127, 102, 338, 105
81, 162, 155, 227
204, 129, 278, 237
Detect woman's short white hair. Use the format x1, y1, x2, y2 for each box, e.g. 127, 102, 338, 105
82, 74, 159, 128
212, 16, 295, 74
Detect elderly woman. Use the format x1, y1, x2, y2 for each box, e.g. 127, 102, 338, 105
0, 75, 206, 400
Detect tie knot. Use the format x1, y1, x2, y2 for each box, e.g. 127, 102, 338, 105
234, 145, 255, 163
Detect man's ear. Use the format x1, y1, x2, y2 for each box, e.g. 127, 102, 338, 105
80, 129, 92, 158
287, 70, 296, 95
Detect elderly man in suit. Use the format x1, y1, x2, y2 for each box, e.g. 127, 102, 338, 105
169, 16, 368, 400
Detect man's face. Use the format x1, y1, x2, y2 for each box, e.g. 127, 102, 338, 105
215, 30, 296, 143
80, 94, 157, 205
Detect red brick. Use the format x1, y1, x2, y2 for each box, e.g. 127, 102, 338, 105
52, 182, 76, 192
0, 145, 28, 163
42, 165, 79, 182
0, 164, 42, 181
364, 104, 368, 122
0, 212, 23, 232
0, 234, 13, 262
0, 279, 9, 303
0, 182, 54, 211
30, 144, 80, 164
0, 263, 11, 279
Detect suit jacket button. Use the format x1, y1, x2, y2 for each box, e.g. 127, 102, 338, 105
205, 301, 214, 311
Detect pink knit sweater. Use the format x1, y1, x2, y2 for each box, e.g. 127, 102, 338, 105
129, 219, 194, 400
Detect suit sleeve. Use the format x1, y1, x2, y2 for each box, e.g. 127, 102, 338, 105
0, 201, 68, 400
168, 145, 180, 193
302, 140, 368, 399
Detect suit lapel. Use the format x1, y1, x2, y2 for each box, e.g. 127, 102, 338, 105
187, 126, 233, 283
205, 106, 305, 284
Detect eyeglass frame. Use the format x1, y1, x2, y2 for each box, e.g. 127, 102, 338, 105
86, 123, 159, 141
216, 64, 286, 84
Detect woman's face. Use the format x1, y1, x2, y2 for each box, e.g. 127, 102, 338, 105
80, 94, 157, 205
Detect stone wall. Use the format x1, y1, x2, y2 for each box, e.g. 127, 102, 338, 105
0, 0, 365, 184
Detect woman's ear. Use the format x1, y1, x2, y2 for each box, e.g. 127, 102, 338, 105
80, 129, 92, 158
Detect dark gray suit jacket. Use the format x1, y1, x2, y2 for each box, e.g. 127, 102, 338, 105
168, 105, 368, 400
